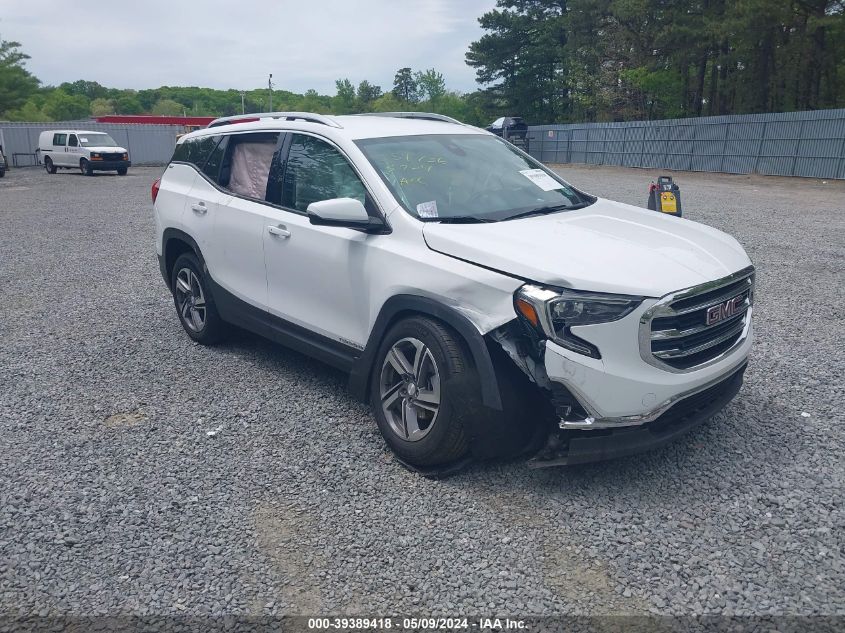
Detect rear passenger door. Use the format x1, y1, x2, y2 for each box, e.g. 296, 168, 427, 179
205, 131, 282, 310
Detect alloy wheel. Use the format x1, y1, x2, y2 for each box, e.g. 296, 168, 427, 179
174, 268, 207, 332
379, 337, 441, 442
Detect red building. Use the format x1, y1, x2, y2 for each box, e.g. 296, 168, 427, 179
93, 115, 215, 131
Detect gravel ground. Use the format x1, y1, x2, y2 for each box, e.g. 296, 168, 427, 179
0, 164, 843, 620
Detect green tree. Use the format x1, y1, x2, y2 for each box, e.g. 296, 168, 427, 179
151, 98, 185, 116
59, 80, 108, 101
334, 78, 356, 114
414, 68, 447, 104
370, 92, 406, 112
90, 98, 114, 116
42, 90, 90, 120
356, 80, 382, 109
114, 94, 143, 114
0, 37, 40, 115
392, 67, 419, 103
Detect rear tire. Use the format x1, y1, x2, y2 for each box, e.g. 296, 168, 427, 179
170, 253, 226, 345
44, 157, 57, 174
370, 317, 475, 467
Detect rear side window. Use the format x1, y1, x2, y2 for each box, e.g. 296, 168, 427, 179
53, 133, 67, 146
218, 132, 279, 200
172, 135, 221, 168
280, 134, 366, 212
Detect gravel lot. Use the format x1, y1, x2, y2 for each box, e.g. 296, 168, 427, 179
0, 164, 843, 620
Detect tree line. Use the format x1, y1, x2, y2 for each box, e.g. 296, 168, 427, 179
467, 0, 845, 123
0, 38, 496, 126
3, 1, 844, 128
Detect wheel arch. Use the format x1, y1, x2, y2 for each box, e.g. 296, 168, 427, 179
160, 228, 205, 288
348, 295, 504, 411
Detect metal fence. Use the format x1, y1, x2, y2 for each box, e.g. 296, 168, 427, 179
0, 121, 183, 166
527, 109, 845, 179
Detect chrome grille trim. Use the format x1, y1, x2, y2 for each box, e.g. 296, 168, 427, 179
652, 317, 747, 360
639, 266, 755, 373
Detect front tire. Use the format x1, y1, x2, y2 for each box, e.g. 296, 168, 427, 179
370, 317, 476, 467
117, 167, 128, 176
80, 158, 93, 176
170, 253, 226, 345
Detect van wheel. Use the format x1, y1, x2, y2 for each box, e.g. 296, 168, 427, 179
171, 253, 226, 345
117, 167, 128, 176
370, 317, 474, 467
80, 158, 93, 176
44, 157, 57, 174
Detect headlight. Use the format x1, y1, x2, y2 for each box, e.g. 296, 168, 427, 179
515, 285, 643, 358
91, 153, 100, 158
123, 153, 128, 160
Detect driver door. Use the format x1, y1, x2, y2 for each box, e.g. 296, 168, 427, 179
262, 133, 375, 348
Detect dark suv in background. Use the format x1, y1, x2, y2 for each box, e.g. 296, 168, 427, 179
486, 116, 528, 146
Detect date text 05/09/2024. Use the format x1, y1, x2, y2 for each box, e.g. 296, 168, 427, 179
307, 617, 527, 630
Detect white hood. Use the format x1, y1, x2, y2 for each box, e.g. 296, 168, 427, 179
422, 199, 752, 297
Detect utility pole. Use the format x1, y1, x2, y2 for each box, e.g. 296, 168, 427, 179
240, 91, 246, 114
268, 73, 274, 111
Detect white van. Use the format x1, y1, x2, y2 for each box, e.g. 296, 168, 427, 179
38, 130, 131, 176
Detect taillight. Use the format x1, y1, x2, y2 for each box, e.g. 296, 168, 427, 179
151, 177, 161, 203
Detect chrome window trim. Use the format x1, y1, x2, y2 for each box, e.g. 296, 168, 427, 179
638, 266, 755, 373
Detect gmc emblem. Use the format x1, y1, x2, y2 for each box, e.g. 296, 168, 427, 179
706, 295, 745, 325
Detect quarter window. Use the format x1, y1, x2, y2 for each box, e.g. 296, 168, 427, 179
281, 134, 366, 212
171, 135, 221, 168
53, 133, 67, 146
202, 136, 227, 182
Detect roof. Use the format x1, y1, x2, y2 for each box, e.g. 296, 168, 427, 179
40, 130, 111, 135
184, 112, 488, 143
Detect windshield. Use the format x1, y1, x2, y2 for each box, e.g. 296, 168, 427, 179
355, 134, 591, 222
78, 133, 118, 148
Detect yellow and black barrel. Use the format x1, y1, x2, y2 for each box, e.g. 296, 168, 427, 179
647, 175, 682, 217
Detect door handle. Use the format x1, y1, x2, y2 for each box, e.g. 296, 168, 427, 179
191, 202, 207, 215
267, 225, 291, 238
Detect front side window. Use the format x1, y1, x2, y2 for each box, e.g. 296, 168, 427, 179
68, 134, 78, 147
356, 134, 591, 222
78, 133, 118, 148
53, 133, 67, 146
281, 134, 366, 212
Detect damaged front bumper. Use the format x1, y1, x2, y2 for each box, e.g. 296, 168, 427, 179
528, 362, 747, 467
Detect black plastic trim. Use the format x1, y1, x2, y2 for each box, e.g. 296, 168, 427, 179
348, 295, 503, 411
206, 277, 360, 371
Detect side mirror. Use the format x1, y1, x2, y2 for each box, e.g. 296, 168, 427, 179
306, 198, 387, 233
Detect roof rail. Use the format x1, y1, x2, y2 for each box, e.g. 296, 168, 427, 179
207, 112, 343, 129
356, 112, 464, 125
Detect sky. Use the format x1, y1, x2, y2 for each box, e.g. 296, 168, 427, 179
0, 0, 498, 94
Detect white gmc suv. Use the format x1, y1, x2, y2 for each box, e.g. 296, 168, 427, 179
152, 112, 754, 473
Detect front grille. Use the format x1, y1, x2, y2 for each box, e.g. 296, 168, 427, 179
642, 267, 754, 371
101, 152, 124, 161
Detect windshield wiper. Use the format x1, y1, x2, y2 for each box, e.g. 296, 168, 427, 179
503, 202, 590, 221
432, 216, 497, 224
